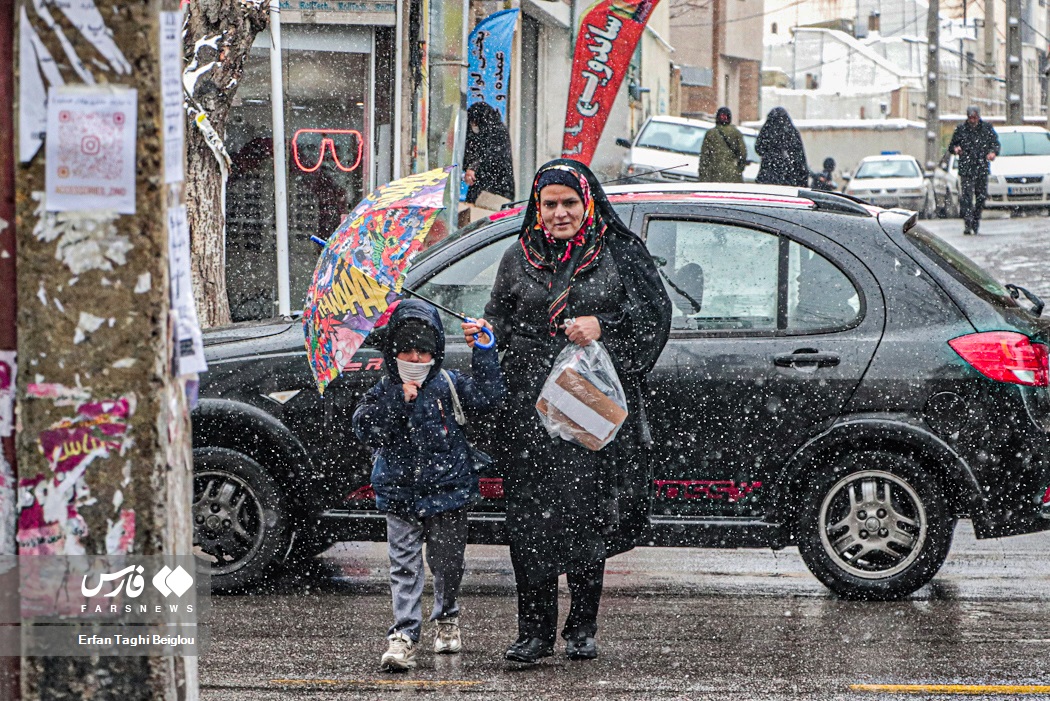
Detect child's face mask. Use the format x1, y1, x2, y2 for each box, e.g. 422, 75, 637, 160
396, 358, 434, 384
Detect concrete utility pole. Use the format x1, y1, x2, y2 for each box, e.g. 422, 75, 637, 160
1006, 0, 1024, 124
0, 2, 19, 694
14, 1, 195, 698
926, 0, 940, 170
428, 0, 469, 234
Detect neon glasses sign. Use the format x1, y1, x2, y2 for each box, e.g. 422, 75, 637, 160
291, 129, 363, 173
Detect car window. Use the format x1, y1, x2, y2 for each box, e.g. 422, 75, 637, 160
413, 234, 517, 333
636, 121, 707, 154
904, 224, 1017, 309
645, 219, 778, 331
854, 159, 920, 179
999, 132, 1024, 156
1023, 132, 1050, 155
787, 241, 860, 330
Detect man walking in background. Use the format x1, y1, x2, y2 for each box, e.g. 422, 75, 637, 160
949, 106, 1000, 235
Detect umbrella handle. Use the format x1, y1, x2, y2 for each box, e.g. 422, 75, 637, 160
465, 318, 496, 350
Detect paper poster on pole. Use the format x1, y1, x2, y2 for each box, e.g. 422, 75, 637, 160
167, 205, 207, 375
159, 11, 185, 184
45, 86, 138, 214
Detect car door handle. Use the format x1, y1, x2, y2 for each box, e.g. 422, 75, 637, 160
773, 350, 841, 368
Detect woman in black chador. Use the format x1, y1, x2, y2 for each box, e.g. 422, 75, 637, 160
462, 159, 671, 664
755, 106, 810, 187
462, 102, 515, 203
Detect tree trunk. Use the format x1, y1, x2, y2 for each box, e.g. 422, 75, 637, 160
183, 0, 268, 328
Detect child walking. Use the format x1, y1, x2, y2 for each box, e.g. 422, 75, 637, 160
353, 299, 505, 671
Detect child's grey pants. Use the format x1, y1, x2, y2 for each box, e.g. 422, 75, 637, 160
385, 507, 468, 642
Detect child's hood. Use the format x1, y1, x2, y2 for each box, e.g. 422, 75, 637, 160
383, 299, 445, 384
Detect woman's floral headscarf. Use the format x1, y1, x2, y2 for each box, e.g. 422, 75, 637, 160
520, 162, 608, 336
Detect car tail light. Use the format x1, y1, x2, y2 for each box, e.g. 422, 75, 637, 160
1043, 485, 1050, 505
948, 332, 1050, 387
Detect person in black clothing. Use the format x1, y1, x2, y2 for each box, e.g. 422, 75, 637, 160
755, 107, 810, 187
948, 106, 1000, 235
462, 102, 515, 204
461, 159, 671, 665
810, 157, 837, 191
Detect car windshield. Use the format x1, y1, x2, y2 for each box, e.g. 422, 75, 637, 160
904, 224, 1017, 308
636, 121, 707, 154
997, 131, 1050, 156
854, 159, 920, 179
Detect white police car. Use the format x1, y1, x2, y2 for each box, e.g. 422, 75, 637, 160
843, 153, 935, 217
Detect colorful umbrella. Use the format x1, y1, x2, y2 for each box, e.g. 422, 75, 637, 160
303, 167, 452, 394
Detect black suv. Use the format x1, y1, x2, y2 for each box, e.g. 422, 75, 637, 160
193, 184, 1050, 600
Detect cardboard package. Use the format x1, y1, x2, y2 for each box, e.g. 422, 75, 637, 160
535, 367, 628, 451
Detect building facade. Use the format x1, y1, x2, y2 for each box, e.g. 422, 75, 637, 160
221, 0, 676, 321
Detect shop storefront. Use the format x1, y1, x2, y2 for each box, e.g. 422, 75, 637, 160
224, 14, 396, 321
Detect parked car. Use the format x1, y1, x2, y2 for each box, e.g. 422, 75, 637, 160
842, 153, 935, 218
616, 115, 760, 183
931, 152, 961, 218
193, 183, 1050, 600
985, 126, 1050, 209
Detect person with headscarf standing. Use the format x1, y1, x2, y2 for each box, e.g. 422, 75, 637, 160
463, 102, 516, 204
755, 107, 810, 187
697, 107, 748, 183
462, 160, 671, 665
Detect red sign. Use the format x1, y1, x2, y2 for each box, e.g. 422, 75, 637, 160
292, 128, 363, 173
562, 0, 660, 165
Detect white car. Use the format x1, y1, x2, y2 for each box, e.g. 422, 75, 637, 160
843, 154, 935, 217
617, 115, 760, 184
985, 126, 1050, 209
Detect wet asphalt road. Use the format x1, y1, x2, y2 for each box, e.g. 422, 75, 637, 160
199, 527, 1050, 700
199, 214, 1050, 700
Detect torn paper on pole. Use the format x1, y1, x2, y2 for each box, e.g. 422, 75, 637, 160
159, 11, 185, 184
44, 86, 138, 214
167, 205, 207, 375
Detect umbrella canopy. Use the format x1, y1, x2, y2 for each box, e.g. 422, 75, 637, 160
303, 167, 452, 394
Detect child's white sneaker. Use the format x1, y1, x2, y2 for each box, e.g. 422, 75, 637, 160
381, 632, 417, 671
433, 617, 462, 654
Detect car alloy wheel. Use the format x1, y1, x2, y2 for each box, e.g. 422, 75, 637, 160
796, 452, 955, 600
192, 447, 288, 591
817, 470, 925, 579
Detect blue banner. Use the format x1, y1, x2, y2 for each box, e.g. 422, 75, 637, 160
467, 9, 519, 123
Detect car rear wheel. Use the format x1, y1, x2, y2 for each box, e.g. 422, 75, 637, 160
796, 452, 955, 600
193, 447, 289, 592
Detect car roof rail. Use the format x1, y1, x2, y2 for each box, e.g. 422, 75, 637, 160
800, 189, 873, 216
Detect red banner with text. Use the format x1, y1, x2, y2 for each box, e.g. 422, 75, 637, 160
562, 0, 660, 165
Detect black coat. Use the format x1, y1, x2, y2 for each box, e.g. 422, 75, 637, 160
484, 160, 671, 584
755, 107, 810, 187
463, 103, 515, 203
948, 120, 1000, 177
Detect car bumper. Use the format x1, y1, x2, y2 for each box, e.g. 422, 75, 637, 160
985, 182, 1050, 208
855, 195, 925, 210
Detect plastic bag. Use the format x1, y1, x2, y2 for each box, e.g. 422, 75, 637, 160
535, 341, 628, 451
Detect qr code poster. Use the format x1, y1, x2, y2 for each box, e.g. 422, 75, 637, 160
45, 86, 138, 215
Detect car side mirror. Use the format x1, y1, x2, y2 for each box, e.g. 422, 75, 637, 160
841, 172, 852, 182
615, 137, 632, 149
924, 171, 934, 179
